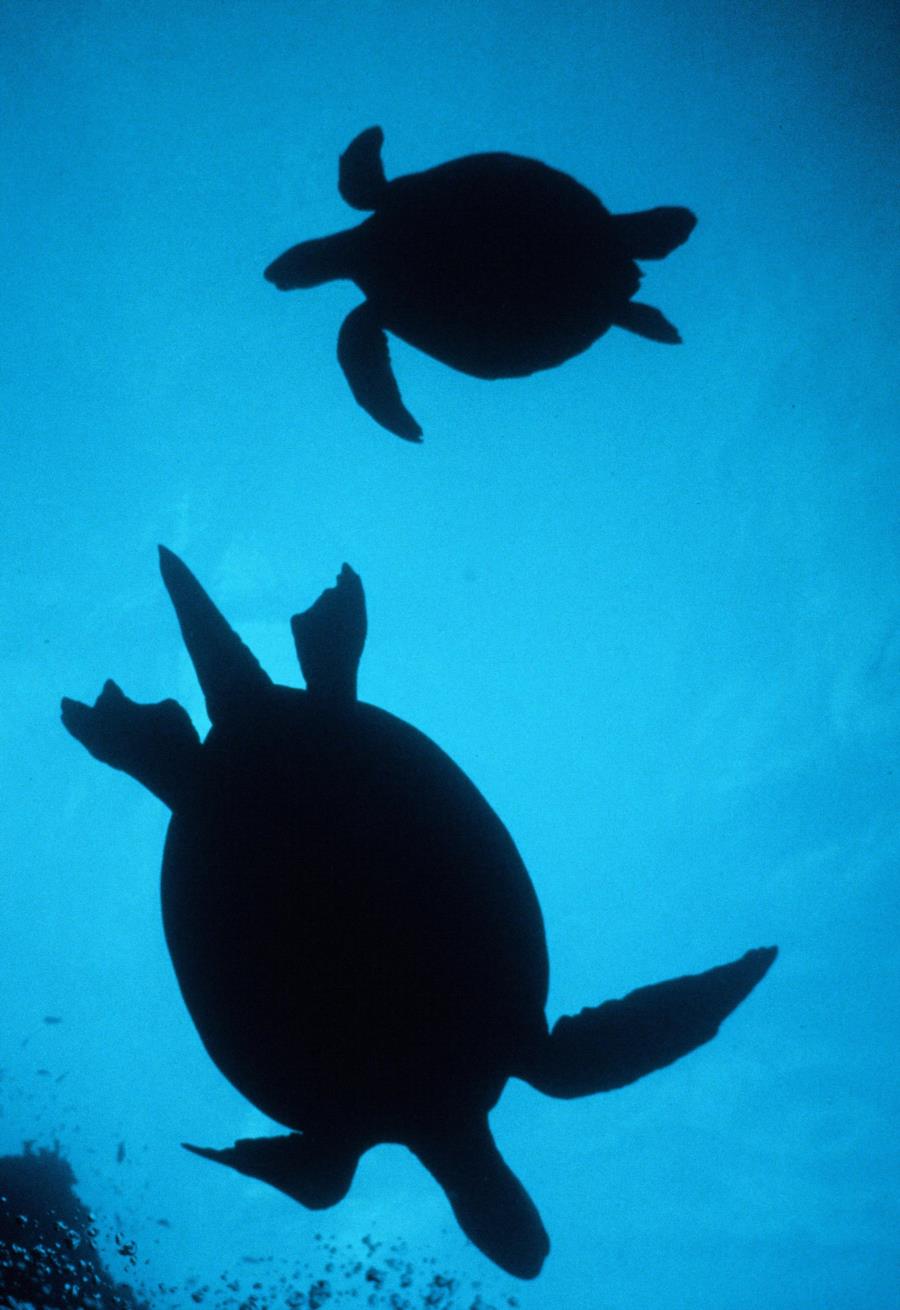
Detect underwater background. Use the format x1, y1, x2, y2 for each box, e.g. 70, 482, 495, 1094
2, 2, 898, 1307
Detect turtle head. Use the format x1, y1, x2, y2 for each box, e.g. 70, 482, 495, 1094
291, 565, 367, 705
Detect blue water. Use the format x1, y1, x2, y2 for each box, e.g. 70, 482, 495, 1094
3, 2, 898, 1307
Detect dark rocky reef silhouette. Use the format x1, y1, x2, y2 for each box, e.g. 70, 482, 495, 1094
264, 126, 697, 440
0, 1142, 148, 1309
62, 548, 775, 1278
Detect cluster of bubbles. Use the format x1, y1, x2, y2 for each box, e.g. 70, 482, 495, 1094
0, 1143, 148, 1310
0, 1140, 520, 1310
156, 1232, 521, 1309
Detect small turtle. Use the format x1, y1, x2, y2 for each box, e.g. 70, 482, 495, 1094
264, 126, 697, 440
62, 549, 775, 1278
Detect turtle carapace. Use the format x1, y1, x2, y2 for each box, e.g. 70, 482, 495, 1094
62, 549, 775, 1278
264, 126, 697, 440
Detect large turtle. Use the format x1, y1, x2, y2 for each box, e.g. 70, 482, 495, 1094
61, 549, 775, 1278
264, 126, 697, 440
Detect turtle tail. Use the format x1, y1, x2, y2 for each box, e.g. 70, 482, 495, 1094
264, 230, 358, 290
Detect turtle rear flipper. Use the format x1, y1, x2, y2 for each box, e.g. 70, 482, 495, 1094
611, 206, 697, 259
521, 946, 777, 1099
61, 681, 200, 811
409, 1117, 549, 1279
337, 301, 423, 441
183, 1132, 361, 1210
613, 301, 682, 343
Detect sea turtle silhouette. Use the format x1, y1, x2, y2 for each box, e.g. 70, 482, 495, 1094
62, 549, 775, 1278
264, 126, 697, 441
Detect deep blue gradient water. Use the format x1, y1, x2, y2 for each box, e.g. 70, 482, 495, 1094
3, 3, 898, 1306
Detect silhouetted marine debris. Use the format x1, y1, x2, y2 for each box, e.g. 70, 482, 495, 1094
0, 1142, 149, 1309
264, 126, 697, 440
62, 547, 776, 1279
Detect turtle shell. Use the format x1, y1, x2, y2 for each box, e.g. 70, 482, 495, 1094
352, 151, 639, 378
161, 684, 549, 1140
265, 129, 696, 439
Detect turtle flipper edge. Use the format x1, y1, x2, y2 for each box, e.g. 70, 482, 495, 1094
61, 680, 201, 811
338, 126, 389, 210
337, 301, 423, 441
183, 1132, 361, 1210
521, 945, 777, 1099
409, 1117, 549, 1279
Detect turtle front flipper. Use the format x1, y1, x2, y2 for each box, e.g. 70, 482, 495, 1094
338, 126, 389, 210
182, 1132, 361, 1210
158, 546, 272, 725
61, 680, 201, 811
408, 1117, 549, 1279
521, 946, 777, 1099
337, 301, 423, 442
